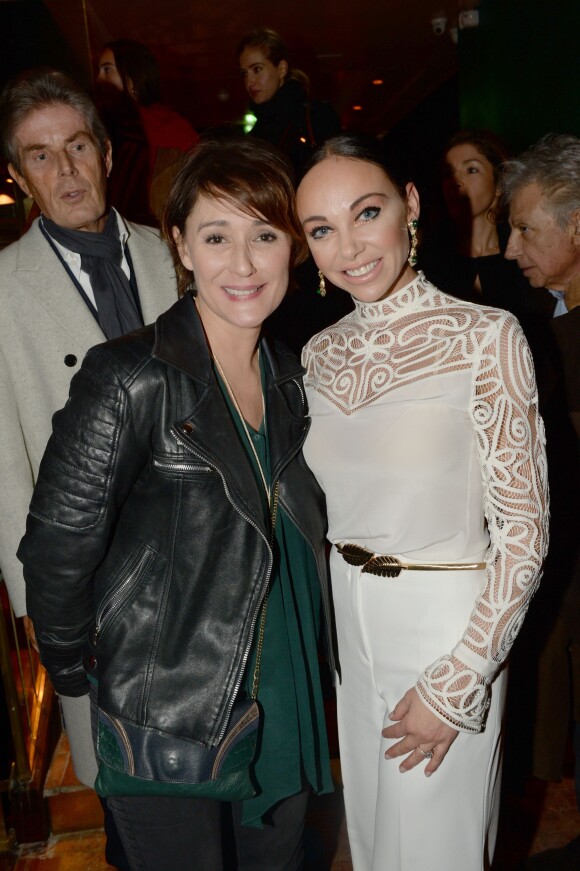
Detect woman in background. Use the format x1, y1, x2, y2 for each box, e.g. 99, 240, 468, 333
238, 27, 340, 176
96, 39, 199, 223
238, 28, 350, 355
419, 131, 542, 312
296, 134, 548, 871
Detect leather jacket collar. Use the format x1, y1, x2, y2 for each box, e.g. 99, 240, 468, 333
153, 291, 305, 385
152, 293, 309, 531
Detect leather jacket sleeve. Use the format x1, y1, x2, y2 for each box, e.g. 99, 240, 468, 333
18, 342, 149, 696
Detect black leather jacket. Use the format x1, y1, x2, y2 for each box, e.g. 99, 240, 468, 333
19, 294, 333, 749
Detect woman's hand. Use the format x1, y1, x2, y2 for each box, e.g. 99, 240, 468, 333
382, 686, 458, 775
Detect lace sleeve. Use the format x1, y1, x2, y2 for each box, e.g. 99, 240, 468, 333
301, 341, 315, 383
416, 314, 549, 733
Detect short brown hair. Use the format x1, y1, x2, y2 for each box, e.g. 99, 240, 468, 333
162, 136, 307, 296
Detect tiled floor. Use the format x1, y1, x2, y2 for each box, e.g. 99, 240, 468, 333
1, 751, 578, 869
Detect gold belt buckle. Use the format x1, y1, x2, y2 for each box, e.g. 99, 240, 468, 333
336, 542, 486, 577
336, 542, 403, 578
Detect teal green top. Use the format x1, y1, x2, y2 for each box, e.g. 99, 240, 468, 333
215, 361, 332, 827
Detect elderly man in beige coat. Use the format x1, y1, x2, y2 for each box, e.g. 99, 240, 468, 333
0, 69, 177, 861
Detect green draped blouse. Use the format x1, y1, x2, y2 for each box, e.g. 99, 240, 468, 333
215, 361, 333, 827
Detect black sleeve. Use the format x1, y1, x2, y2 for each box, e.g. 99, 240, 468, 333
18, 345, 147, 695
551, 306, 580, 439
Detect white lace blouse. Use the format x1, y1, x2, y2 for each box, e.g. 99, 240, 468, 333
301, 273, 549, 733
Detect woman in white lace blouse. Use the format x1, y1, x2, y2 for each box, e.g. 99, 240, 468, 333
296, 135, 549, 871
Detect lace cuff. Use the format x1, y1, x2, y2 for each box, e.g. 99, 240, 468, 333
416, 655, 490, 733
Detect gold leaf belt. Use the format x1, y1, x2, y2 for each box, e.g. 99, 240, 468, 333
336, 542, 486, 578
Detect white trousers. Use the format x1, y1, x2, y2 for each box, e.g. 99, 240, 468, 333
330, 548, 506, 871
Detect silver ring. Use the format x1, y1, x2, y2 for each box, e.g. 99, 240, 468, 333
416, 747, 434, 760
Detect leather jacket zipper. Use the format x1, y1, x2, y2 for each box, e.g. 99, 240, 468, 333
211, 702, 258, 778
172, 426, 273, 745
93, 547, 155, 644
152, 459, 211, 474
269, 381, 334, 669
100, 709, 135, 775
291, 377, 306, 409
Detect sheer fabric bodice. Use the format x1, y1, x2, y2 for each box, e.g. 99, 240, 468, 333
302, 273, 549, 732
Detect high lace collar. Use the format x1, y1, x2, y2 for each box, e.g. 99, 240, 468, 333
352, 271, 438, 323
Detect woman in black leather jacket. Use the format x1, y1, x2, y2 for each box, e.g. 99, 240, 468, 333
19, 137, 334, 871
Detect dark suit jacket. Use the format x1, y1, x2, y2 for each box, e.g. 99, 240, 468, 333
550, 305, 580, 640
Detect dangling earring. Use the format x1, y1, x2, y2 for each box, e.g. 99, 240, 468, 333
408, 219, 418, 266
317, 269, 327, 297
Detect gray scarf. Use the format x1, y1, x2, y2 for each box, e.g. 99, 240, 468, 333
42, 212, 143, 339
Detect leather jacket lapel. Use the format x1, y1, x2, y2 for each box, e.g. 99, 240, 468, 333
262, 341, 309, 484
175, 380, 267, 535
153, 294, 309, 532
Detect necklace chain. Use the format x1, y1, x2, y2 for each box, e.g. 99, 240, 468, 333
212, 351, 270, 505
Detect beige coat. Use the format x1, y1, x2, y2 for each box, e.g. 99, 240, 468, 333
0, 217, 178, 615
0, 217, 178, 784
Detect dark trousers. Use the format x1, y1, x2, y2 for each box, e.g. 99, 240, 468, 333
107, 789, 310, 871
99, 796, 131, 870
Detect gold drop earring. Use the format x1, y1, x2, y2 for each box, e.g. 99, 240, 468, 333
407, 219, 418, 266
317, 269, 327, 297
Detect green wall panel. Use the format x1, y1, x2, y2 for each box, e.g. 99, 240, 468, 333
459, 0, 580, 152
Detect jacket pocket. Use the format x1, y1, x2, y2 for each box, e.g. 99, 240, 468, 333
92, 543, 158, 645
152, 457, 213, 478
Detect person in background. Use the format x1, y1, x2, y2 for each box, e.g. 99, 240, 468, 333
0, 68, 178, 869
96, 39, 199, 224
238, 28, 349, 354
238, 27, 341, 177
503, 133, 580, 870
19, 136, 334, 871
296, 133, 548, 871
419, 130, 552, 324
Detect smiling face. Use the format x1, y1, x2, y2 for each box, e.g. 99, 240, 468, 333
443, 142, 498, 221
173, 194, 291, 339
9, 103, 111, 232
505, 181, 580, 289
297, 156, 419, 302
239, 46, 287, 104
